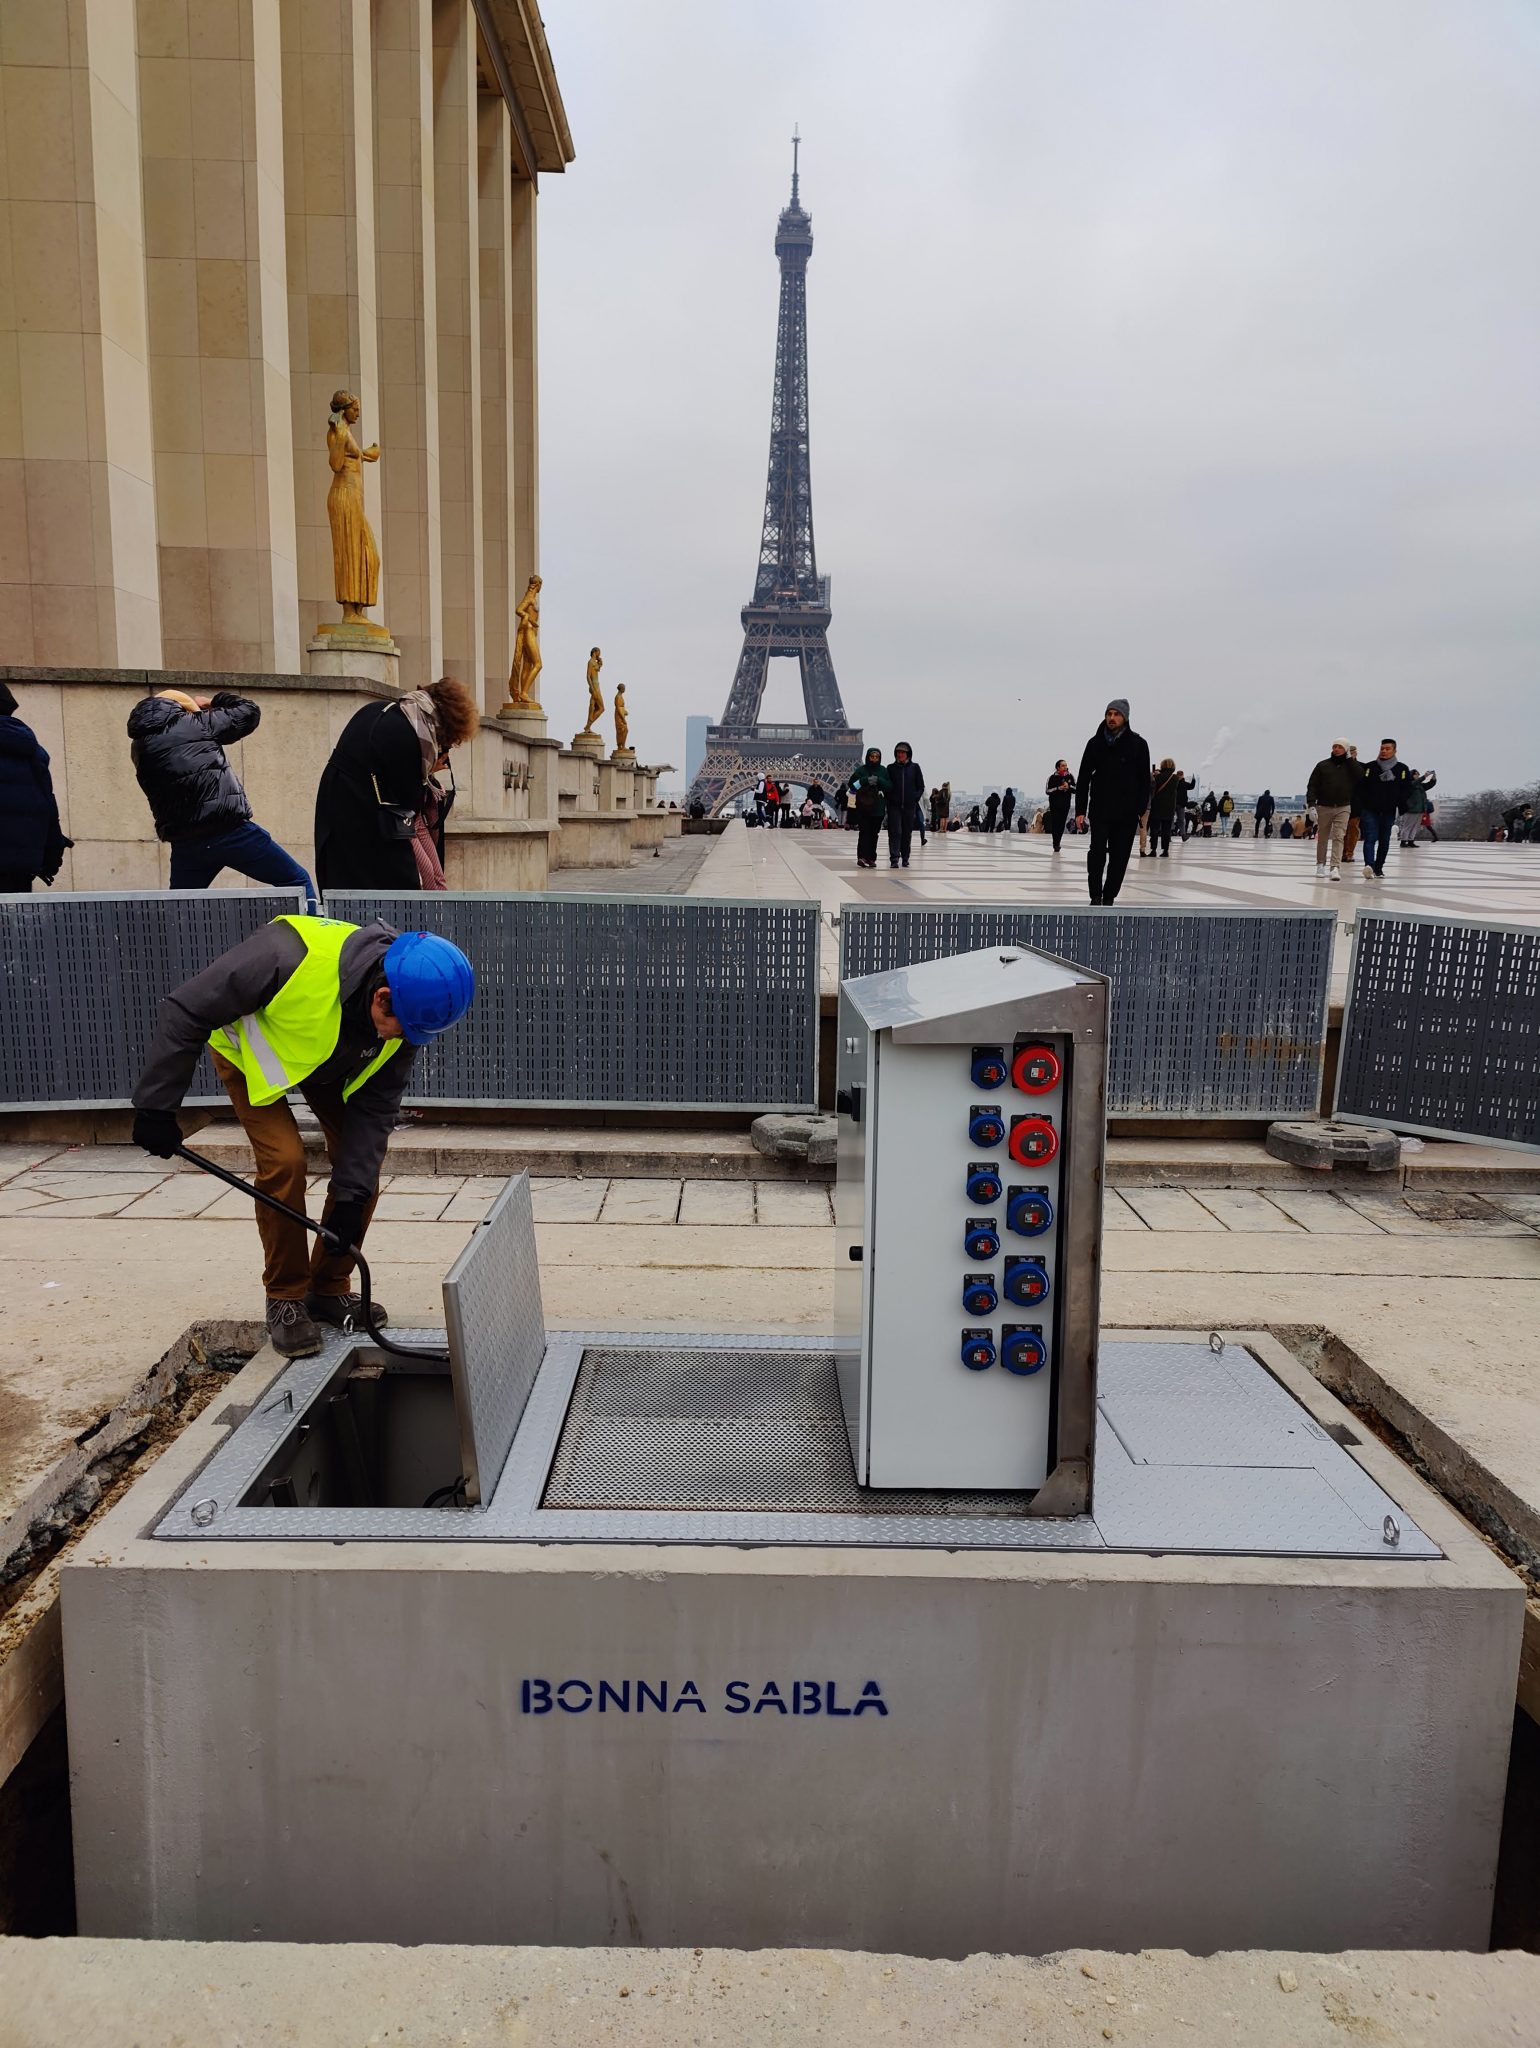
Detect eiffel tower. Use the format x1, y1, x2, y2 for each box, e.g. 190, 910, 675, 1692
690, 136, 862, 815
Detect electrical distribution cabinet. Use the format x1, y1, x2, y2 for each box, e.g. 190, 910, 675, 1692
834, 944, 1109, 1507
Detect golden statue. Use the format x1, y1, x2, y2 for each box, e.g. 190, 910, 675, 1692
325, 391, 380, 619
582, 647, 604, 734
613, 682, 629, 753
508, 574, 543, 706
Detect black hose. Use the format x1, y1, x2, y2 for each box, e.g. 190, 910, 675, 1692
174, 1144, 447, 1363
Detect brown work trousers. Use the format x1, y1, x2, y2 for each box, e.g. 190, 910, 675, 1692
213, 1052, 380, 1300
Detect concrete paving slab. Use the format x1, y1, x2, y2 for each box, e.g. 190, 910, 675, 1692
534, 1223, 832, 1273
369, 1189, 455, 1221
115, 1176, 223, 1219
1119, 1189, 1226, 1233
1195, 1189, 1302, 1232
439, 1192, 493, 1225
598, 1179, 683, 1224
1104, 1232, 1540, 1279
6, 1146, 148, 1175
753, 1180, 835, 1226
530, 1178, 608, 1223
1336, 1192, 1532, 1238
9, 1939, 1534, 2048
0, 1188, 147, 1219
677, 1179, 756, 1225
0, 1143, 66, 1181
1101, 1191, 1148, 1229
1261, 1192, 1389, 1235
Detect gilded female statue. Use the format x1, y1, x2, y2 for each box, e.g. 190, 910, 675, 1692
582, 647, 604, 733
613, 682, 629, 753
508, 574, 543, 706
326, 391, 380, 619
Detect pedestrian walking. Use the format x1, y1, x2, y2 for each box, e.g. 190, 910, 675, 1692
1199, 790, 1218, 836
1342, 746, 1363, 863
1357, 739, 1414, 879
1075, 697, 1151, 907
1398, 769, 1436, 848
847, 748, 891, 868
1253, 790, 1275, 838
1147, 758, 1182, 857
128, 688, 314, 900
982, 790, 1000, 833
1219, 791, 1235, 826
1306, 739, 1355, 880
132, 914, 474, 1356
0, 683, 72, 893
999, 786, 1016, 833
313, 678, 479, 894
886, 742, 926, 867
1501, 803, 1533, 843
1044, 762, 1075, 851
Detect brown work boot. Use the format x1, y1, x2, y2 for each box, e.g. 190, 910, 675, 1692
305, 1289, 389, 1332
266, 1296, 322, 1358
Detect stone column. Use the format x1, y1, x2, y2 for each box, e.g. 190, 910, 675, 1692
280, 0, 383, 657
476, 89, 514, 718
136, 0, 300, 672
508, 167, 537, 603
372, 0, 441, 687
0, 0, 161, 665
430, 0, 481, 697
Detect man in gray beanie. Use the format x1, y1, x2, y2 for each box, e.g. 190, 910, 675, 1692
1075, 698, 1151, 905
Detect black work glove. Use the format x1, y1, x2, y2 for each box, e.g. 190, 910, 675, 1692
133, 1108, 183, 1158
324, 1195, 368, 1256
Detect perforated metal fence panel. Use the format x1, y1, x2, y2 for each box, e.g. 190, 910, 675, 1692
1335, 911, 1540, 1150
840, 907, 1334, 1117
325, 892, 819, 1109
0, 890, 306, 1110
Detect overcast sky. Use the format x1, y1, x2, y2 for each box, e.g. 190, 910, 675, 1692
535, 0, 1540, 797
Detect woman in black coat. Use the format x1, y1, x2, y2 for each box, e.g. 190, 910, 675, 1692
0, 684, 71, 892
314, 677, 479, 893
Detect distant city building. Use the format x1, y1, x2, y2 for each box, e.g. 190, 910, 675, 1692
685, 716, 711, 790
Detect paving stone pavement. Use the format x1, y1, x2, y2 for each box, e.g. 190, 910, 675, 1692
0, 1147, 1525, 1238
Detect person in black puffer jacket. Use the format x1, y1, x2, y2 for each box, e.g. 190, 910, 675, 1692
127, 688, 313, 898
1075, 697, 1152, 905
0, 683, 72, 892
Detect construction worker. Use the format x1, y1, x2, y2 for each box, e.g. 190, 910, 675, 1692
131, 914, 474, 1357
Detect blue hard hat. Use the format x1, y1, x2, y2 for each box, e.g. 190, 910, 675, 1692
383, 932, 475, 1045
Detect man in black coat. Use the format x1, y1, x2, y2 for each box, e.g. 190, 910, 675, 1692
1075, 697, 1152, 906
0, 683, 71, 892
127, 689, 313, 898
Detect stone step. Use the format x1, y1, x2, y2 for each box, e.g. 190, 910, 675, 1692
179, 1121, 1540, 1188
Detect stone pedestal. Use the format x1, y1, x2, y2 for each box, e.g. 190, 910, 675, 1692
307, 623, 401, 690
499, 702, 549, 740
569, 729, 604, 758
610, 746, 636, 764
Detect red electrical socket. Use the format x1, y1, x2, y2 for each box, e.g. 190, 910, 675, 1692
1008, 1115, 1058, 1166
1011, 1040, 1062, 1094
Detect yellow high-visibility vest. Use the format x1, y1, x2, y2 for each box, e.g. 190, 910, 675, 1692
209, 915, 403, 1107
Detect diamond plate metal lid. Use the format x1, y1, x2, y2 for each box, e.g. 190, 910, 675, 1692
442, 1172, 546, 1503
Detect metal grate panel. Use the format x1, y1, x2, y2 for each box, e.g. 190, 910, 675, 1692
325, 892, 818, 1110
443, 1173, 545, 1503
543, 1348, 1032, 1516
1335, 911, 1540, 1150
0, 889, 307, 1109
840, 907, 1334, 1117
